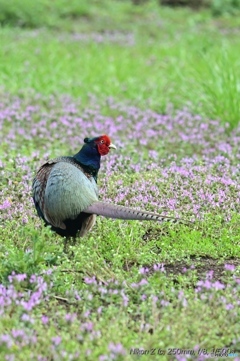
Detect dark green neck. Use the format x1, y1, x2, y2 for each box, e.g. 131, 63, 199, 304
73, 143, 101, 182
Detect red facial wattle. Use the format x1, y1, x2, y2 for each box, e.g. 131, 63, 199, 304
96, 135, 116, 156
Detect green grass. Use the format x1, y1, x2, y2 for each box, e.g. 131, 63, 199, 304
1, 2, 240, 127
0, 1, 240, 360
1, 215, 240, 280
0, 215, 239, 359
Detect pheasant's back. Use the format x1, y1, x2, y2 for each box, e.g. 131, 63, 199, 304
32, 156, 98, 230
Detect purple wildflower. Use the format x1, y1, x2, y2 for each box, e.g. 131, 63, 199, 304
65, 313, 76, 323
0, 199, 11, 210
224, 264, 236, 272
153, 263, 165, 272
51, 336, 62, 346
41, 316, 49, 325
108, 342, 126, 355
81, 322, 94, 332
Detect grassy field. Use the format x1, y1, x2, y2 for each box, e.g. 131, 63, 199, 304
0, 1, 240, 360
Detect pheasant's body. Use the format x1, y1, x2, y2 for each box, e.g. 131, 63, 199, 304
33, 135, 188, 238
33, 156, 98, 237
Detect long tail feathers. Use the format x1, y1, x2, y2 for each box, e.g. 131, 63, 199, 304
83, 201, 191, 225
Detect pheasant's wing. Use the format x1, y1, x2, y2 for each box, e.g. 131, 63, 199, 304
32, 162, 55, 222
44, 162, 98, 229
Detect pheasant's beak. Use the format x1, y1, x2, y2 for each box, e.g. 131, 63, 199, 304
109, 143, 117, 150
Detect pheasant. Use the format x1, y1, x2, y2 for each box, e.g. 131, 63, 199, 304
32, 135, 186, 237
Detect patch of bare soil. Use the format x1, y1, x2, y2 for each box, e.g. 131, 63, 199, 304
152, 257, 240, 281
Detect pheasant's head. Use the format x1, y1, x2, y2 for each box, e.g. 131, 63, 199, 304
84, 134, 116, 156
74, 135, 116, 173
